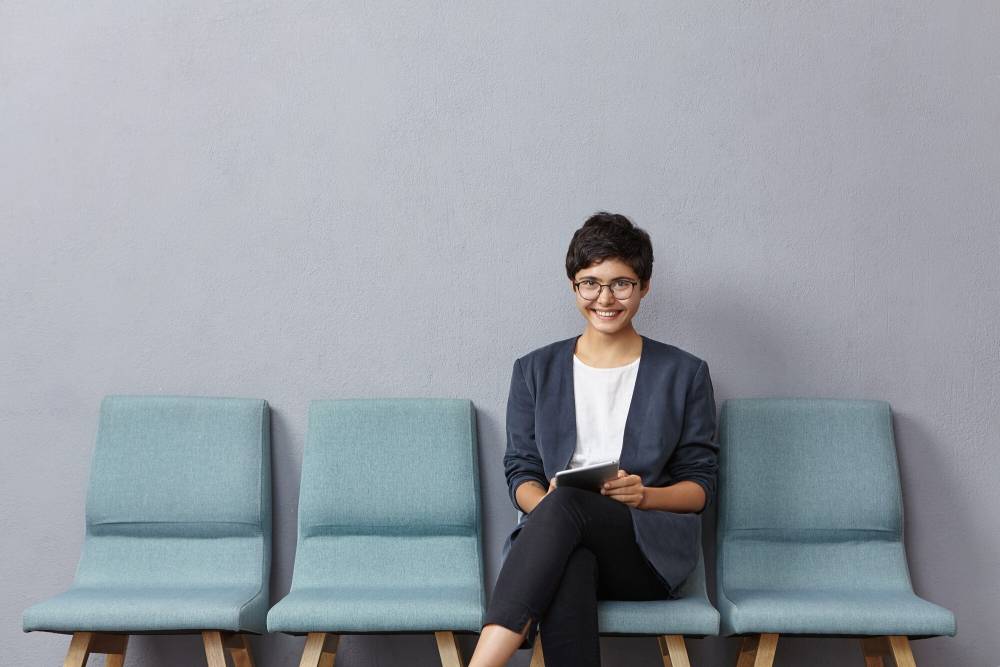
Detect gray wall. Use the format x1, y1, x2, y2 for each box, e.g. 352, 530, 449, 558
3, 2, 998, 665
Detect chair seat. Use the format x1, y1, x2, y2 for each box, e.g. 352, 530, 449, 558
267, 584, 484, 634
598, 596, 721, 636
721, 588, 956, 637
22, 584, 264, 634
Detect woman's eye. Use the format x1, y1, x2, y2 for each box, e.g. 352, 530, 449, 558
581, 280, 597, 287
613, 280, 631, 288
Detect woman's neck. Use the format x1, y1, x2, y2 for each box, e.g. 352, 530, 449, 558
574, 327, 643, 368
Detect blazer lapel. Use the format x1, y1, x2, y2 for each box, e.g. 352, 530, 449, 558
553, 335, 580, 473
619, 334, 653, 474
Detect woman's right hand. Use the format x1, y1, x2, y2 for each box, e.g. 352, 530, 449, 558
517, 477, 557, 514
532, 477, 558, 511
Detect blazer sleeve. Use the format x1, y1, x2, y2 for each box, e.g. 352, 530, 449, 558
666, 359, 720, 513
502, 357, 547, 511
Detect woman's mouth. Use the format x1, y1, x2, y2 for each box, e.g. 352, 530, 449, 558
592, 309, 623, 321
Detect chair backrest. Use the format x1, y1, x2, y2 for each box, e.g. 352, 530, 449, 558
717, 398, 913, 593
290, 398, 484, 599
76, 396, 271, 595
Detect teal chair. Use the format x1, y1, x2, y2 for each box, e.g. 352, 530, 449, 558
267, 398, 486, 667
522, 513, 718, 667
717, 399, 955, 666
22, 395, 271, 667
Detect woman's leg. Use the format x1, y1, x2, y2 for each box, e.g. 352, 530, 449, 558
537, 546, 600, 666
468, 619, 533, 667
471, 486, 670, 667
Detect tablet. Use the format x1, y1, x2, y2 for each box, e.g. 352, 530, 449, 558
554, 459, 620, 493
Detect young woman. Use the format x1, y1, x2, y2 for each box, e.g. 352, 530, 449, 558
468, 213, 719, 667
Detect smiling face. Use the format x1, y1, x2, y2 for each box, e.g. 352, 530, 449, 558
571, 257, 650, 335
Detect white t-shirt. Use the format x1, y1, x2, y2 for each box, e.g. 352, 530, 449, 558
569, 354, 641, 469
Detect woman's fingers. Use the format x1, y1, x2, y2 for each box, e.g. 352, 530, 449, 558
604, 486, 641, 498
604, 492, 643, 506
603, 474, 642, 490
602, 470, 644, 507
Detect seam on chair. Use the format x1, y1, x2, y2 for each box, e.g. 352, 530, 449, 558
90, 520, 262, 526
728, 528, 897, 533
304, 524, 476, 537
468, 400, 487, 628
236, 399, 269, 632
884, 402, 914, 590
716, 401, 738, 630
725, 528, 899, 543
234, 540, 265, 632
717, 542, 738, 630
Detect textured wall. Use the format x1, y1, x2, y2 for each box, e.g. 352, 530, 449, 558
2, 2, 998, 665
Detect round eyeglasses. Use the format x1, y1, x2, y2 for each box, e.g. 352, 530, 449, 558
573, 278, 639, 301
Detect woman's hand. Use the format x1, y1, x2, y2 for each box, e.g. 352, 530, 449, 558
601, 469, 645, 508
518, 478, 557, 514
534, 477, 557, 508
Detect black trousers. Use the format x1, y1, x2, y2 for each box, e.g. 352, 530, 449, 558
483, 486, 672, 667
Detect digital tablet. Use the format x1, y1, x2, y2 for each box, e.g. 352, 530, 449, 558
554, 459, 620, 493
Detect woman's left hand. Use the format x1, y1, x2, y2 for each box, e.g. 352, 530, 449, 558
601, 469, 645, 508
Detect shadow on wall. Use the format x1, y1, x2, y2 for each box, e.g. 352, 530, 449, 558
893, 411, 975, 666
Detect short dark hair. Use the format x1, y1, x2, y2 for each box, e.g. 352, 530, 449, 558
565, 212, 654, 288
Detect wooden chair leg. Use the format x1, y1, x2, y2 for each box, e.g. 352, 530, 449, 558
529, 633, 545, 667
221, 633, 255, 667
90, 633, 128, 667
658, 635, 691, 667
202, 631, 230, 667
435, 631, 465, 667
64, 632, 94, 667
300, 632, 339, 667
888, 636, 917, 667
64, 632, 129, 667
104, 638, 128, 667
861, 637, 890, 667
736, 633, 779, 667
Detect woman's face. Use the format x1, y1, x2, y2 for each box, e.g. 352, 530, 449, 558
571, 257, 650, 334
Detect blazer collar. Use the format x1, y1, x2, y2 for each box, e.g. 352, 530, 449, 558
555, 333, 653, 473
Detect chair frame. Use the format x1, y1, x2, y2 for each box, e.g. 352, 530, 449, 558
59, 630, 258, 667
293, 631, 466, 667
731, 633, 917, 667
529, 632, 695, 667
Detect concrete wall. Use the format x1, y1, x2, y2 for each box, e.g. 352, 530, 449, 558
3, 2, 997, 664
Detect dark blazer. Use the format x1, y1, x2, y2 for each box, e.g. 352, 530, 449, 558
502, 333, 719, 591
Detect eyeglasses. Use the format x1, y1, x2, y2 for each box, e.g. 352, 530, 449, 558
573, 278, 639, 301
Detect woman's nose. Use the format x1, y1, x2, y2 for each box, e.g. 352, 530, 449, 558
597, 289, 617, 305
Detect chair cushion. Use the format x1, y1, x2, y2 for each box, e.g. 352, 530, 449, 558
267, 584, 484, 633
88, 396, 270, 531
719, 588, 956, 637
300, 400, 479, 535
23, 584, 265, 633
598, 597, 720, 636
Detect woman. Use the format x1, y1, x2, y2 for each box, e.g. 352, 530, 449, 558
468, 213, 719, 667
